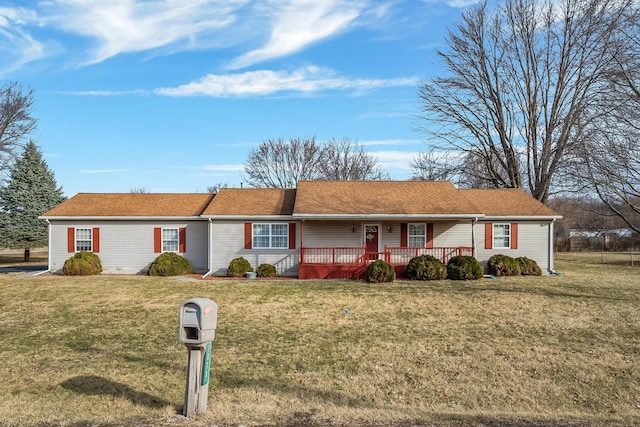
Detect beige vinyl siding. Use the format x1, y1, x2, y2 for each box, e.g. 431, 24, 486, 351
301, 221, 473, 249
302, 221, 365, 248
209, 221, 300, 276
49, 220, 208, 274
434, 221, 473, 247
475, 221, 552, 272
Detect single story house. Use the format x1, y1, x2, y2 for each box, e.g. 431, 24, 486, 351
40, 180, 562, 278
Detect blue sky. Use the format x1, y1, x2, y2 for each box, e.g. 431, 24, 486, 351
0, 0, 475, 196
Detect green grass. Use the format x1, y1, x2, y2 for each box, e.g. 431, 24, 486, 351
0, 259, 639, 426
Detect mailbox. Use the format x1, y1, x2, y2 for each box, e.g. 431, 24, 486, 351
179, 298, 217, 345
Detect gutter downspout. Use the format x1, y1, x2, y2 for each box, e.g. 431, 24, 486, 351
548, 218, 556, 274
34, 219, 52, 276
202, 218, 214, 279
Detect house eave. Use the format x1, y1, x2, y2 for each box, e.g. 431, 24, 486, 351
202, 215, 295, 221
292, 213, 485, 220
39, 216, 205, 221
480, 215, 563, 221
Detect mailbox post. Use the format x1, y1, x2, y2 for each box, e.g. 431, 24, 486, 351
179, 298, 218, 417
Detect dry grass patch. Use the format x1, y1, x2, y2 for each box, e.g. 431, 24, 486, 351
0, 262, 639, 426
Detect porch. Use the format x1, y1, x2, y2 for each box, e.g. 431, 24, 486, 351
298, 246, 474, 279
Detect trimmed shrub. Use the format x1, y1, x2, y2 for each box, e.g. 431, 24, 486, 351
366, 260, 396, 283
227, 257, 253, 277
148, 252, 192, 276
447, 255, 484, 280
62, 251, 102, 276
405, 255, 447, 281
256, 263, 277, 277
516, 257, 542, 276
487, 254, 521, 277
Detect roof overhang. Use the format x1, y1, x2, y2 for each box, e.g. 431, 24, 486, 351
480, 215, 563, 221
39, 216, 205, 221
202, 215, 295, 221
292, 213, 485, 220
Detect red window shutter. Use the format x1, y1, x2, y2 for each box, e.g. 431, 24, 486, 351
67, 228, 75, 253
244, 223, 252, 249
485, 223, 493, 250
288, 223, 296, 249
400, 223, 408, 247
426, 223, 434, 249
179, 227, 187, 252
510, 223, 518, 250
92, 228, 100, 253
154, 227, 162, 253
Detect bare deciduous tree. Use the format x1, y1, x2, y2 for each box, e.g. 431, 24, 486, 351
0, 82, 36, 175
207, 182, 229, 193
244, 137, 390, 187
320, 138, 388, 181
243, 137, 324, 188
410, 148, 461, 182
568, 7, 640, 232
418, 0, 633, 203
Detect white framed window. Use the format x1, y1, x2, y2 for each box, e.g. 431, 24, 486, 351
408, 223, 426, 247
493, 224, 511, 249
162, 228, 179, 252
253, 223, 288, 249
75, 228, 92, 252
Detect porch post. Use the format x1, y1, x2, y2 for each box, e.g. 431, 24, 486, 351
300, 220, 304, 264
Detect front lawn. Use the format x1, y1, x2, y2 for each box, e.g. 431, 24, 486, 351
0, 259, 638, 426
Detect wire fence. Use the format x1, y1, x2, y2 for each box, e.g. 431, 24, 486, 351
556, 250, 638, 266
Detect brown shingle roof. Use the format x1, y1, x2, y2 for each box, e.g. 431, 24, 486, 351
292, 180, 483, 216
41, 183, 561, 219
460, 189, 560, 217
42, 193, 215, 217
203, 188, 296, 216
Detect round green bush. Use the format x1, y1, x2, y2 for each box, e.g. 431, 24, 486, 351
148, 252, 193, 276
62, 251, 102, 276
256, 263, 277, 277
366, 260, 396, 283
487, 254, 521, 277
447, 255, 484, 280
227, 257, 253, 277
405, 255, 447, 280
516, 257, 542, 276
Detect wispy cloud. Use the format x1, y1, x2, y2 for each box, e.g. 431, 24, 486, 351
227, 0, 363, 70
155, 65, 418, 97
370, 149, 419, 174
0, 7, 48, 75
40, 0, 246, 66
360, 139, 423, 147
80, 169, 131, 174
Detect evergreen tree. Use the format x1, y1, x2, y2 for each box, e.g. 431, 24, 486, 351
0, 141, 66, 261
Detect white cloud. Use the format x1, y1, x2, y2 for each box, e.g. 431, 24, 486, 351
154, 65, 418, 97
41, 0, 247, 66
370, 149, 418, 174
228, 0, 363, 70
0, 7, 48, 74
360, 139, 423, 147
80, 169, 131, 174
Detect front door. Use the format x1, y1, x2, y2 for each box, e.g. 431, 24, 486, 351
364, 224, 380, 260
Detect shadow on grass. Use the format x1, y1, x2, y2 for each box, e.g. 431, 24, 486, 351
60, 375, 173, 409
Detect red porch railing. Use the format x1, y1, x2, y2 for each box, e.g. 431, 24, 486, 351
384, 246, 473, 265
300, 246, 365, 264
300, 246, 473, 266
